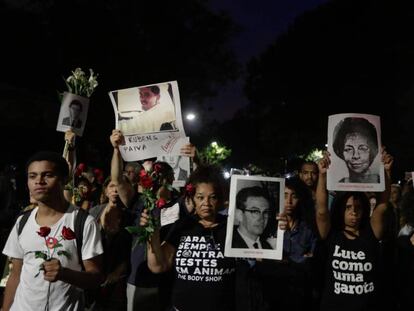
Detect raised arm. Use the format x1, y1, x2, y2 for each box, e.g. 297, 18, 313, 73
63, 130, 76, 203
315, 152, 331, 240
110, 129, 134, 207
140, 209, 175, 273
370, 148, 394, 240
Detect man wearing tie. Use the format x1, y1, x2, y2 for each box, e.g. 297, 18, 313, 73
62, 99, 83, 129
232, 186, 273, 249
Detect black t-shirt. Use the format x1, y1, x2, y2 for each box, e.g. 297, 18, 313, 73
165, 215, 236, 311
320, 227, 380, 311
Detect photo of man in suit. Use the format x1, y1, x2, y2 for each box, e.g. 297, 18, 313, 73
62, 99, 83, 129
232, 186, 272, 249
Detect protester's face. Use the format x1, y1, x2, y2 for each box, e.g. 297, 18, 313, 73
299, 163, 318, 187
124, 166, 137, 183
344, 196, 363, 230
27, 161, 63, 203
284, 187, 299, 216
193, 182, 219, 220
139, 87, 159, 111
69, 103, 82, 119
105, 181, 119, 203
343, 133, 371, 174
240, 196, 270, 237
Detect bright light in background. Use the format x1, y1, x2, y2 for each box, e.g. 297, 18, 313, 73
186, 113, 196, 121
223, 170, 231, 179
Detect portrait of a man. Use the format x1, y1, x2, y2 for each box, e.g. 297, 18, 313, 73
62, 99, 83, 129
225, 175, 285, 260
158, 154, 190, 188
56, 92, 89, 137
232, 186, 273, 249
115, 83, 177, 135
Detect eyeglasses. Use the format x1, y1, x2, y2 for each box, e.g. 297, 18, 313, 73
243, 209, 271, 218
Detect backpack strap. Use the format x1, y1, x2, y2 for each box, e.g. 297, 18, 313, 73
74, 208, 89, 270
17, 208, 35, 236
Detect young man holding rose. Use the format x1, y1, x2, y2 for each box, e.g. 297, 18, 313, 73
2, 151, 104, 311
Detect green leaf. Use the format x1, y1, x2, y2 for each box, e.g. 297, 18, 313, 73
125, 226, 140, 235
145, 226, 155, 233
35, 251, 47, 260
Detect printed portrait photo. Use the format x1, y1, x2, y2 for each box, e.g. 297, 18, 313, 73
225, 175, 285, 260
157, 154, 190, 188
327, 113, 385, 192
56, 92, 89, 137
110, 82, 179, 136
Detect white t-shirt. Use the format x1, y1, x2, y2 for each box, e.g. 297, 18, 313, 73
3, 205, 103, 311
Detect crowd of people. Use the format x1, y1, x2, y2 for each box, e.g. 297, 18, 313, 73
0, 127, 413, 311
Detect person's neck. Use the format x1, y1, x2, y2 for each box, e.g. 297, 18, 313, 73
343, 226, 359, 239
199, 216, 217, 228
287, 215, 297, 230
36, 198, 68, 226
238, 226, 258, 241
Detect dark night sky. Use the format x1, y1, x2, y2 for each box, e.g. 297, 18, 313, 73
207, 0, 330, 121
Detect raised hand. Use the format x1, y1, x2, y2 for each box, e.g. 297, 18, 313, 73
180, 143, 196, 158
110, 129, 125, 148
317, 151, 331, 175
140, 209, 150, 227
276, 212, 288, 231
381, 147, 394, 174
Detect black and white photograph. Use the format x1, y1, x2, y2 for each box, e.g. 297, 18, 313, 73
56, 92, 89, 137
327, 113, 385, 192
157, 154, 190, 189
225, 175, 284, 260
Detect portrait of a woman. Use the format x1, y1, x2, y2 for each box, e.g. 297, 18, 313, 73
333, 117, 380, 183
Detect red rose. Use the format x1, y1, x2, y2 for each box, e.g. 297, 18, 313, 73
153, 163, 162, 173
75, 163, 87, 177
185, 183, 195, 196
61, 226, 76, 240
97, 175, 105, 184
46, 237, 58, 249
93, 168, 104, 184
139, 169, 148, 178
37, 226, 51, 237
140, 175, 153, 189
156, 198, 167, 209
